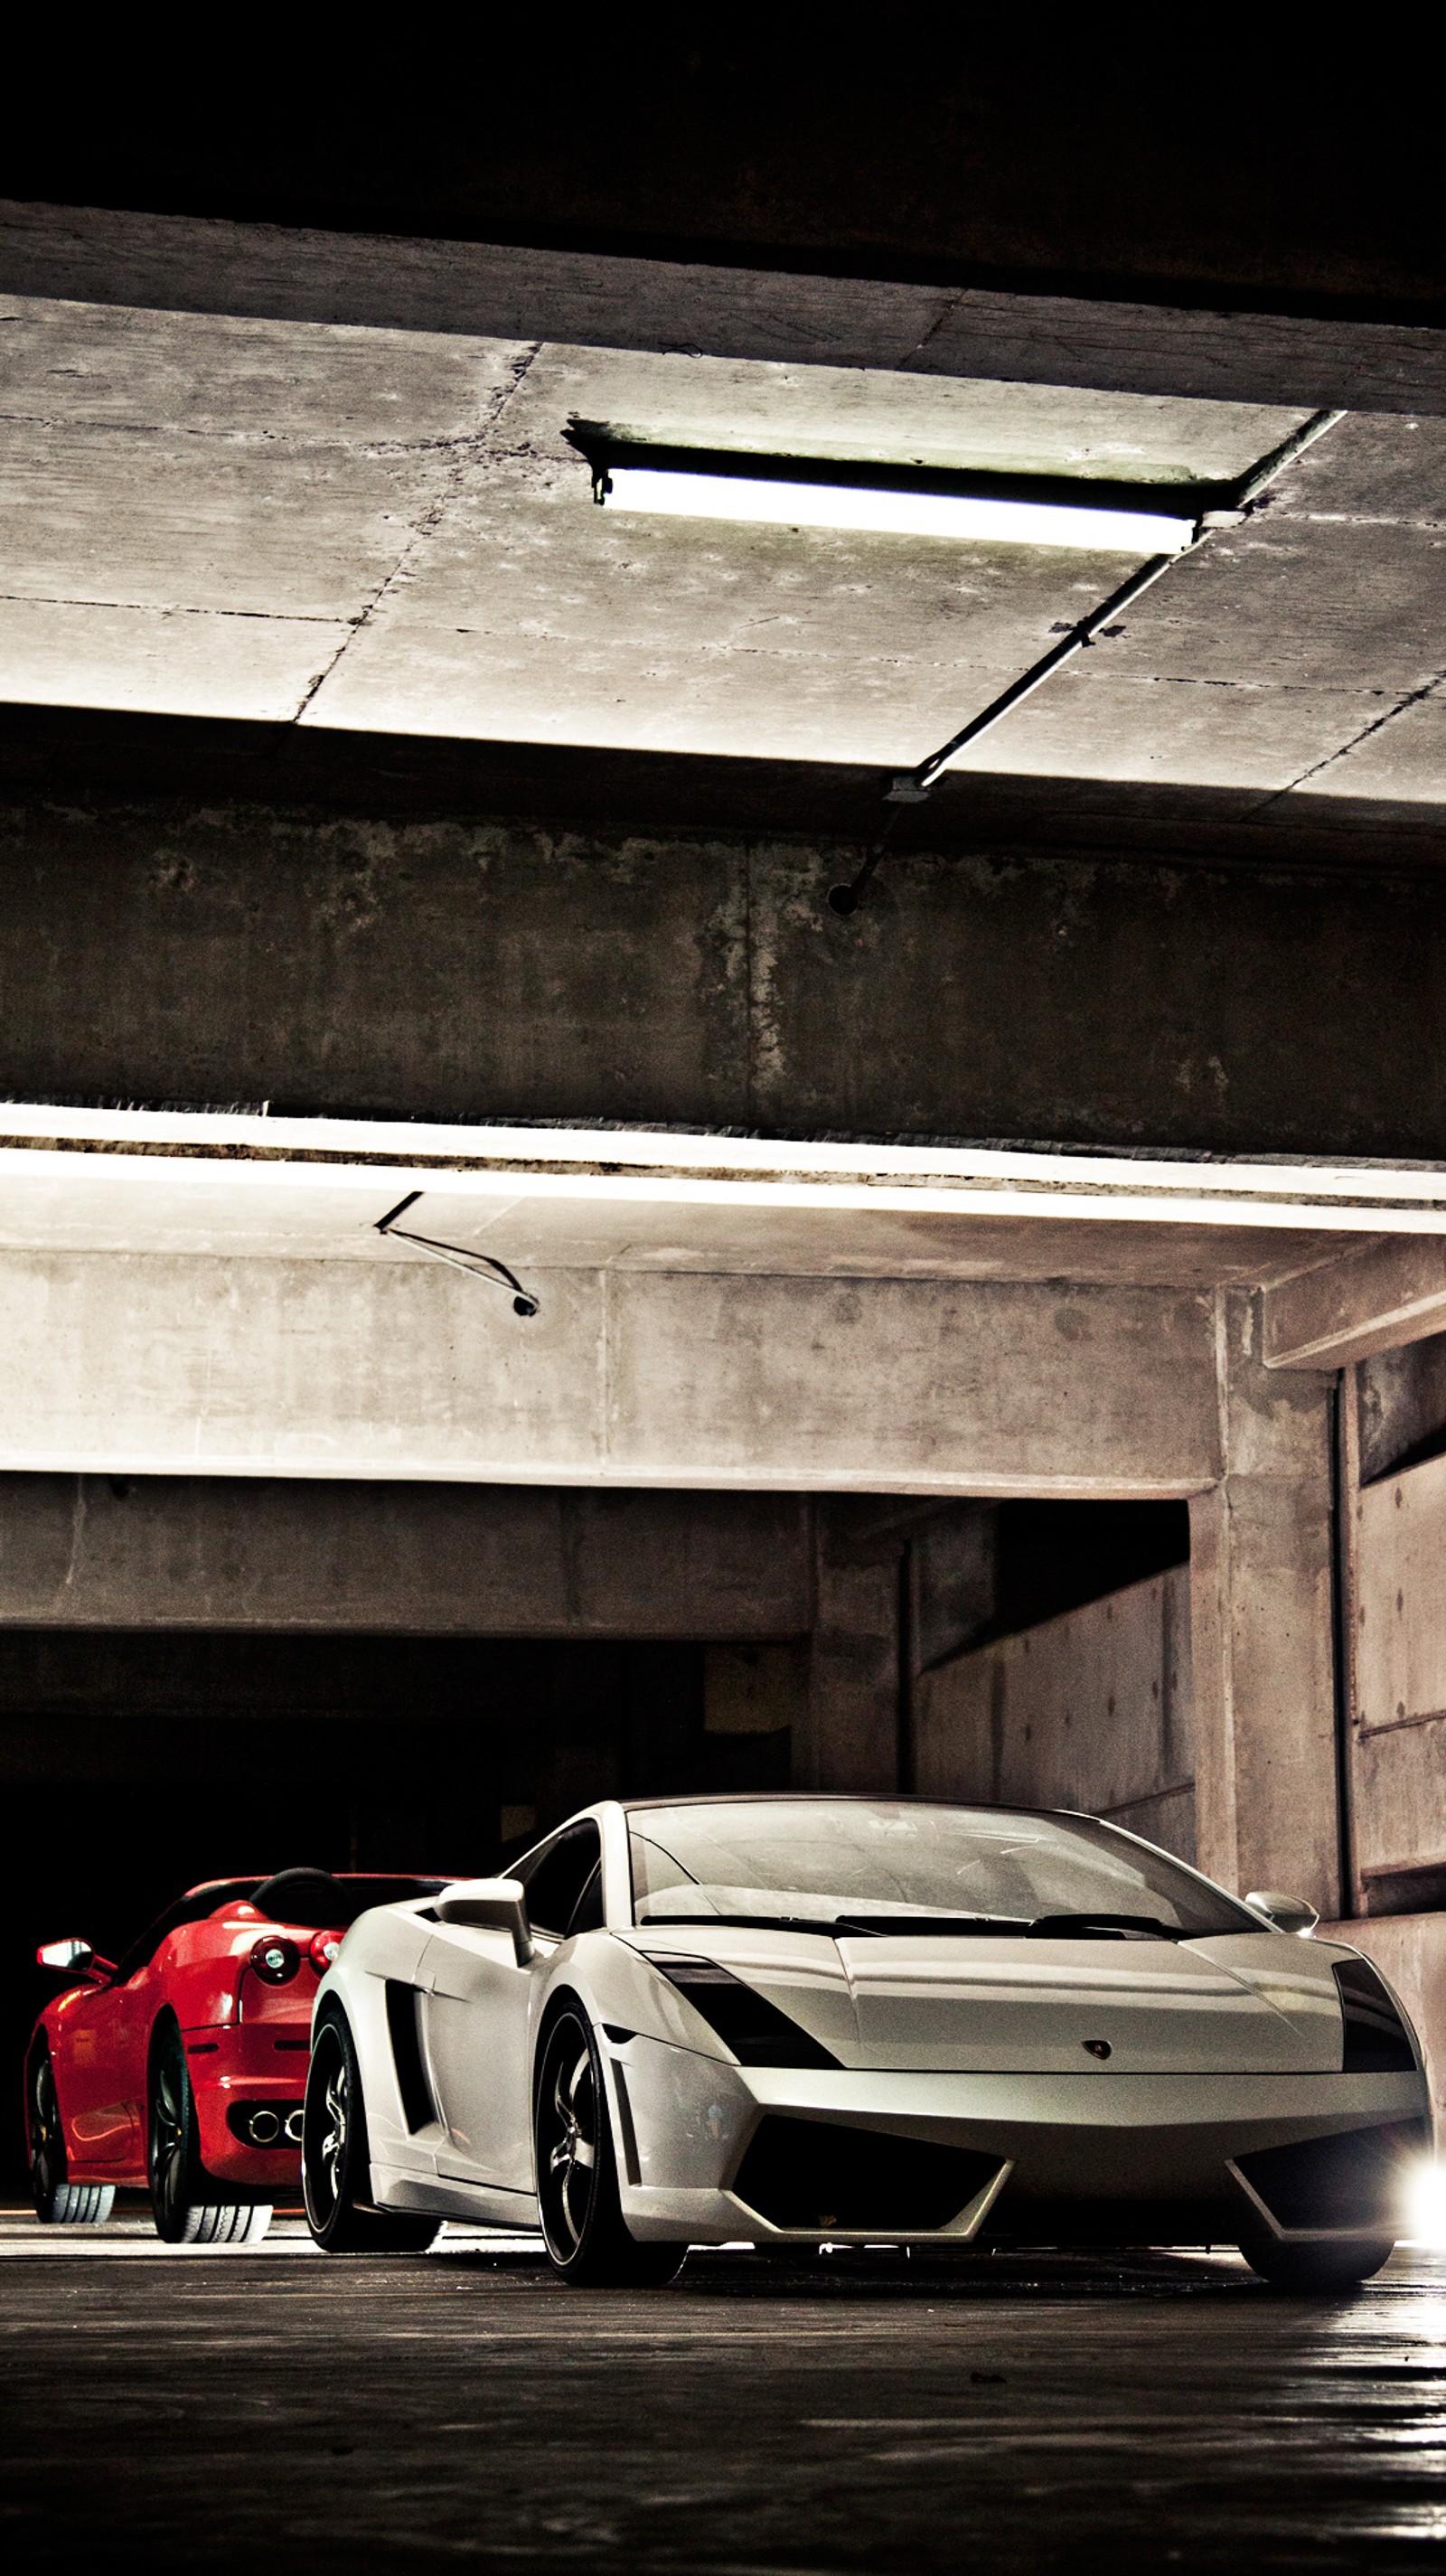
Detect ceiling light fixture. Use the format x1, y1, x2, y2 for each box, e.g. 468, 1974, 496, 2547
567, 428, 1203, 557
566, 409, 1346, 920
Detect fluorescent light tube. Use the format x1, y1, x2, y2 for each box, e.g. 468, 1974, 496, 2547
600, 465, 1195, 555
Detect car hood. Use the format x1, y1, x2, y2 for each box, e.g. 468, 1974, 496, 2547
625, 1923, 1346, 2074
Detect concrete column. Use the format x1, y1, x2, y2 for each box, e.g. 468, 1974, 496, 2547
1189, 1290, 1340, 1913
795, 1501, 904, 1792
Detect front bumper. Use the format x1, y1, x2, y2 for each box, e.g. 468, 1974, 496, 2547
606, 2039, 1432, 2246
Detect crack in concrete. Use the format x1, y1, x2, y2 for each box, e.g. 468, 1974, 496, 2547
0, 591, 348, 622
898, 291, 968, 370
0, 413, 533, 462
1248, 668, 1446, 815
290, 345, 542, 722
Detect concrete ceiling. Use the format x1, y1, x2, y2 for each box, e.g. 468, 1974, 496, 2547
5, 289, 1445, 804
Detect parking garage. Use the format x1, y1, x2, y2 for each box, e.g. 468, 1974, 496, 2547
5, 94, 1446, 2570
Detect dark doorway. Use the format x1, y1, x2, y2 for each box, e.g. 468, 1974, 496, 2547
2, 1628, 793, 2193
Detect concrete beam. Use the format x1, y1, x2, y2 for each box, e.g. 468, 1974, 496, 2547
1263, 1237, 1446, 1369
0, 1474, 812, 1634
0, 1255, 1219, 1496
6, 789, 1446, 1164
4, 202, 1446, 414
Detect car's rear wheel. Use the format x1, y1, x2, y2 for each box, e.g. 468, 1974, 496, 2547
534, 2006, 685, 2288
27, 2045, 115, 2225
1239, 2232, 1394, 2290
302, 2011, 439, 2252
148, 2018, 271, 2245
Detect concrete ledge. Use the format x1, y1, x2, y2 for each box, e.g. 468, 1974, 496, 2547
1264, 1238, 1446, 1368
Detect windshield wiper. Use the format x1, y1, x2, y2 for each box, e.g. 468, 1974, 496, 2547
1025, 1913, 1181, 1941
636, 1912, 1031, 1939
637, 1913, 862, 1938
832, 1914, 1029, 1938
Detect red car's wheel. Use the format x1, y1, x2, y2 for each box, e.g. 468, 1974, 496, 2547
27, 2045, 114, 2225
147, 2018, 271, 2245
303, 2011, 438, 2252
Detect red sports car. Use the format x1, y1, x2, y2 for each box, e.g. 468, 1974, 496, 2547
25, 1867, 451, 2242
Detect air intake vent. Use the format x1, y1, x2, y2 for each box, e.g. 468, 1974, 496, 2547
1234, 2120, 1428, 2233
384, 1981, 435, 2134
733, 2115, 1000, 2233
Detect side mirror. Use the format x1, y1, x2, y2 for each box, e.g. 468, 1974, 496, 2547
36, 1938, 95, 1974
436, 1877, 533, 1966
1244, 1890, 1319, 1937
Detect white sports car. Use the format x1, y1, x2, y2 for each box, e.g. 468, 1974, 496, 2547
301, 1795, 1431, 2289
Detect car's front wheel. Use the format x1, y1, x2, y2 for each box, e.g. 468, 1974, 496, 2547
148, 2018, 271, 2244
534, 2006, 685, 2288
27, 2044, 114, 2225
1240, 2232, 1394, 2290
302, 2012, 439, 2252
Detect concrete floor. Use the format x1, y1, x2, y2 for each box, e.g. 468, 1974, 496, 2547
4, 2215, 1446, 2571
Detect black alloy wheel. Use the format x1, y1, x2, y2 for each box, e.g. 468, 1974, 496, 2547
27, 2045, 114, 2224
1239, 2230, 1395, 2290
302, 2012, 438, 2253
147, 2017, 271, 2245
533, 2006, 684, 2288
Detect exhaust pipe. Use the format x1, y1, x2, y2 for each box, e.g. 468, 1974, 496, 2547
246, 2108, 281, 2147
283, 2107, 304, 2147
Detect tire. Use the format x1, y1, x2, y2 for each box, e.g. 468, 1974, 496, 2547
533, 2005, 685, 2288
1240, 2233, 1394, 2291
147, 2017, 272, 2246
27, 2045, 115, 2225
302, 2011, 439, 2253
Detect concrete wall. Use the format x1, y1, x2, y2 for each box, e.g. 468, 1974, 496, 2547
1350, 1449, 1446, 1911
3, 785, 1446, 1156
913, 1566, 1194, 1858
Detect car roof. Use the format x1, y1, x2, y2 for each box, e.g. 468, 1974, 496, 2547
618, 1792, 1078, 1819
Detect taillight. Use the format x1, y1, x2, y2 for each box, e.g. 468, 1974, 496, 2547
309, 1929, 343, 1974
249, 1935, 300, 1985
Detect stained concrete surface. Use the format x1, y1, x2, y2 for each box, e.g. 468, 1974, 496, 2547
4, 2214, 1446, 2572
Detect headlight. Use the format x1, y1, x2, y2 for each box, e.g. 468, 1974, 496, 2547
645, 1953, 840, 2069
1333, 1958, 1417, 2073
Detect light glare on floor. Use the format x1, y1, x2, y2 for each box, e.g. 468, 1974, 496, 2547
1406, 2162, 1446, 2244
603, 465, 1197, 554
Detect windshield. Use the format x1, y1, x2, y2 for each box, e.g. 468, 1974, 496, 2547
628, 1800, 1261, 1940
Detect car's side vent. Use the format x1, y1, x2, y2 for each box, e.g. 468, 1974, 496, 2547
1234, 2119, 1429, 2233
646, 1955, 841, 2068
734, 2115, 1000, 2232
1333, 1958, 1418, 2073
384, 1981, 436, 2133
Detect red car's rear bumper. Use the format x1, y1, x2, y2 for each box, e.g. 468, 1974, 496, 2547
185, 2019, 311, 2188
